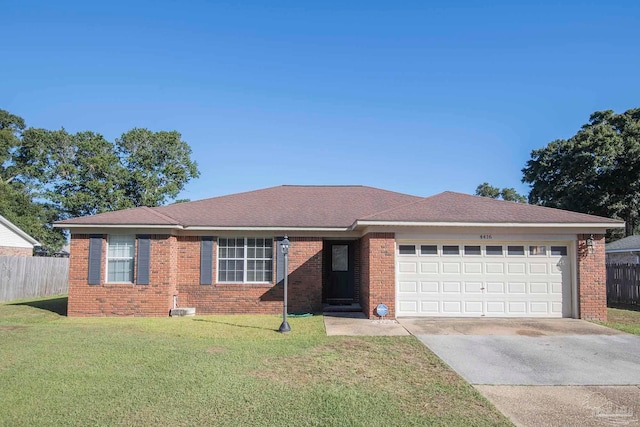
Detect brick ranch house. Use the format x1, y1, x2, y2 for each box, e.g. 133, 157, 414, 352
55, 185, 624, 321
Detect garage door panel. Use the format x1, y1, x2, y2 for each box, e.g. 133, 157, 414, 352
442, 263, 461, 274
420, 281, 439, 293
398, 281, 418, 293
530, 282, 549, 294
398, 300, 418, 313
485, 282, 505, 294
464, 282, 483, 293
507, 282, 526, 294
486, 263, 504, 274
507, 263, 526, 274
398, 262, 417, 273
420, 262, 439, 273
464, 263, 483, 274
464, 301, 483, 314
420, 301, 439, 313
486, 301, 506, 314
442, 301, 462, 314
507, 301, 527, 314
396, 241, 572, 318
529, 263, 548, 274
442, 282, 461, 293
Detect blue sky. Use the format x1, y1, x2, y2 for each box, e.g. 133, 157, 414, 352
2, 0, 639, 201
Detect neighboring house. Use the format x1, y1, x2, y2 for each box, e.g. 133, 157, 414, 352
0, 214, 40, 256
54, 185, 624, 321
606, 235, 640, 264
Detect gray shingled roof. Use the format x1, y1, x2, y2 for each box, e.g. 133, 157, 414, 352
606, 235, 640, 252
55, 185, 624, 229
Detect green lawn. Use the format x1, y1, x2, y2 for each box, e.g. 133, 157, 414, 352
601, 305, 640, 335
0, 296, 511, 426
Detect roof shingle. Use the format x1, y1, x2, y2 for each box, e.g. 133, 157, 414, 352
55, 185, 623, 228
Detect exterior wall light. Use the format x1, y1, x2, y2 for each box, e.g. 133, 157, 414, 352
586, 234, 595, 254
278, 236, 291, 333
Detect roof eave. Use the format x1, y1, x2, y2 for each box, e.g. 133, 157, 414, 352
184, 226, 350, 232
606, 248, 640, 253
54, 223, 184, 230
352, 220, 625, 229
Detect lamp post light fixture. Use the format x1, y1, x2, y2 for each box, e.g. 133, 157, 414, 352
278, 236, 291, 333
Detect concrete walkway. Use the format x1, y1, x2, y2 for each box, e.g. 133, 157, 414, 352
323, 312, 409, 336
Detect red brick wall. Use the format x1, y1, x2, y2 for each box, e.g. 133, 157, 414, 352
68, 234, 177, 317
360, 233, 395, 319
0, 246, 32, 256
577, 234, 607, 321
176, 236, 322, 315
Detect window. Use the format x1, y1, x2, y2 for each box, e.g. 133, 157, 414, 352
507, 246, 525, 256
218, 238, 273, 283
551, 246, 568, 256
332, 245, 348, 271
107, 235, 135, 283
399, 245, 416, 255
442, 245, 459, 255
486, 245, 503, 256
464, 245, 481, 255
420, 245, 437, 255
529, 245, 547, 256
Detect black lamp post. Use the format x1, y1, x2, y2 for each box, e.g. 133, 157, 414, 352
278, 236, 291, 333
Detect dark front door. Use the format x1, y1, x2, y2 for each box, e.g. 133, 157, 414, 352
324, 241, 355, 303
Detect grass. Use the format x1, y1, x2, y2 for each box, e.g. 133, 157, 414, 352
0, 296, 511, 427
601, 305, 640, 335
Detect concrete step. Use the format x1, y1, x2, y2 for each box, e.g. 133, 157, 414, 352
323, 303, 362, 313
170, 307, 196, 317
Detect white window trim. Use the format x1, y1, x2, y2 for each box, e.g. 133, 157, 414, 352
106, 235, 135, 284
217, 237, 273, 284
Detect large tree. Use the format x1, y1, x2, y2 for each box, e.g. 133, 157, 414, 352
0, 109, 66, 251
475, 182, 527, 203
522, 108, 640, 236
1, 108, 201, 251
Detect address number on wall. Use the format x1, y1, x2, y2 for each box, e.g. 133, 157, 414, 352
480, 234, 493, 239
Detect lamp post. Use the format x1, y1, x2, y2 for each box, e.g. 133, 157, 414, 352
278, 236, 291, 333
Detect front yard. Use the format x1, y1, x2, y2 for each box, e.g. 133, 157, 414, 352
0, 296, 510, 426
602, 305, 640, 335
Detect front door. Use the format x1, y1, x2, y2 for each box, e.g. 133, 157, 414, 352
324, 241, 355, 303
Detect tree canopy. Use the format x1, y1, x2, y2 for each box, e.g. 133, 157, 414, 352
522, 108, 640, 236
475, 182, 527, 203
0, 108, 200, 252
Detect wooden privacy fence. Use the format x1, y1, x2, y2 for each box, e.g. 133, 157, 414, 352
0, 256, 69, 302
607, 263, 640, 306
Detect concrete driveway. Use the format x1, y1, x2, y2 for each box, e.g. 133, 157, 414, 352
399, 318, 640, 426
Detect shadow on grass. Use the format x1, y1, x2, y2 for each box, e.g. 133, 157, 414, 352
11, 296, 68, 316
609, 303, 640, 312
192, 318, 277, 332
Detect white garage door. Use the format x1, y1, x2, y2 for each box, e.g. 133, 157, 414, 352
396, 242, 573, 317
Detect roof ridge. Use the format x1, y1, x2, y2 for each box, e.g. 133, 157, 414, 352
358, 194, 428, 220
143, 206, 181, 224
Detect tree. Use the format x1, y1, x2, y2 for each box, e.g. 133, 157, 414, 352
0, 109, 65, 251
116, 128, 199, 208
16, 124, 200, 218
1, 108, 201, 251
522, 108, 640, 236
475, 182, 527, 203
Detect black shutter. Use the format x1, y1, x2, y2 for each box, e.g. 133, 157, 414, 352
200, 237, 214, 285
88, 234, 102, 285
136, 235, 151, 285
276, 236, 285, 286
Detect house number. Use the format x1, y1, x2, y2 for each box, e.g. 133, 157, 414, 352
480, 234, 493, 239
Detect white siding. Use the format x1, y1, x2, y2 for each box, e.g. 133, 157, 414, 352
0, 222, 35, 248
